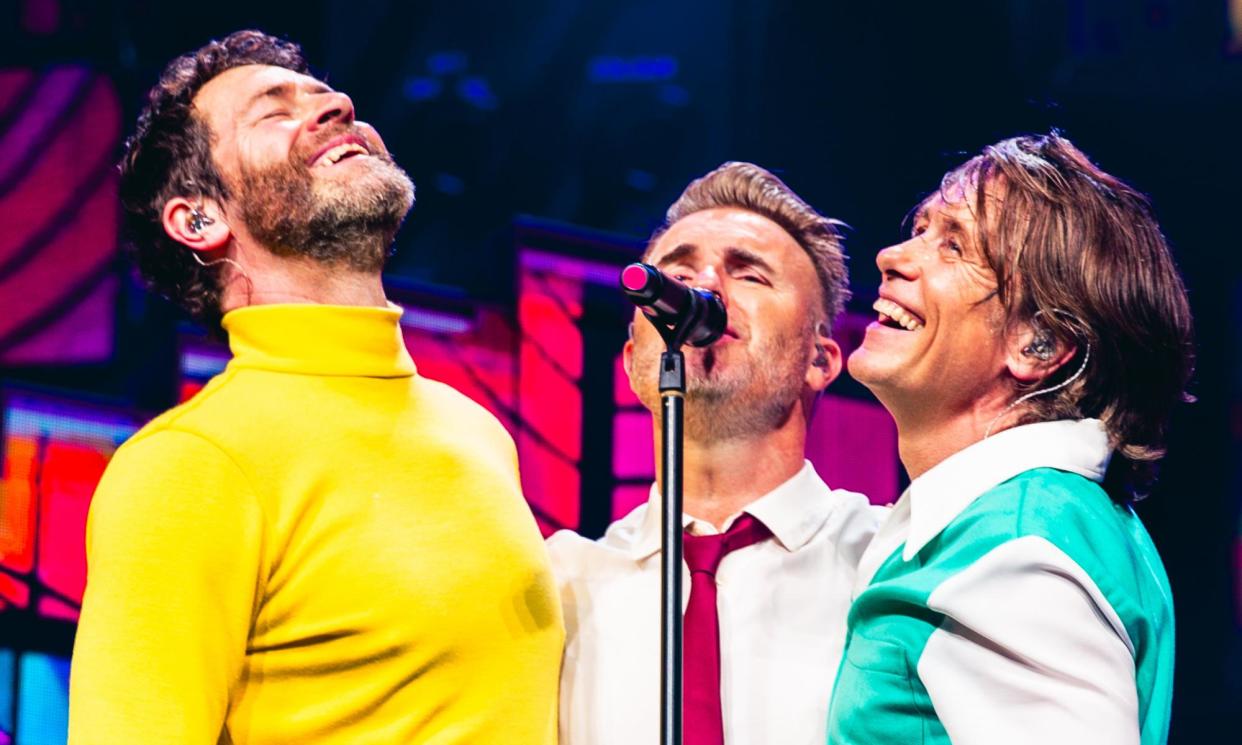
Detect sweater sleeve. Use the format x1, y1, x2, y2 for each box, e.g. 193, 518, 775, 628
68, 428, 264, 745
918, 535, 1140, 745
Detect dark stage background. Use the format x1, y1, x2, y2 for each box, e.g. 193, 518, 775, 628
0, 1, 1239, 741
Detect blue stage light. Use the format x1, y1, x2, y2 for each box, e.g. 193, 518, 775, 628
403, 77, 443, 102
456, 77, 498, 110
427, 51, 468, 76
15, 652, 70, 744
587, 55, 679, 84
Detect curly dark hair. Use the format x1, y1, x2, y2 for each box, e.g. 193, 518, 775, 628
119, 30, 308, 329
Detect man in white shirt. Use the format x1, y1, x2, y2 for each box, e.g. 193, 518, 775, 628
826, 133, 1192, 744
547, 162, 882, 745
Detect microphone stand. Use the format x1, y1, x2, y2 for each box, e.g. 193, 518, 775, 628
620, 262, 725, 745
654, 323, 692, 745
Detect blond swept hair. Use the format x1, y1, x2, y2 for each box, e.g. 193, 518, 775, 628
650, 162, 849, 329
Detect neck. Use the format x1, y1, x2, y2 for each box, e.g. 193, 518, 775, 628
884, 388, 1018, 480
218, 242, 387, 312
652, 411, 808, 530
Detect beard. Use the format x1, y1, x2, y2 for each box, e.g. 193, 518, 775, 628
234, 141, 415, 272
629, 318, 814, 444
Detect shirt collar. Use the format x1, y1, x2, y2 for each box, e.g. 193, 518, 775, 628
222, 302, 417, 378
629, 461, 842, 561
902, 418, 1111, 560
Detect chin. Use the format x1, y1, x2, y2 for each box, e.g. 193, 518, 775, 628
846, 349, 901, 393
323, 171, 414, 222
845, 348, 877, 382
316, 166, 384, 195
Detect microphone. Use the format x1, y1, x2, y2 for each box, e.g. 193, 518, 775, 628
620, 262, 727, 347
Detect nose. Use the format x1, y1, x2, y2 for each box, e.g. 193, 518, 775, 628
688, 264, 727, 307
876, 238, 920, 283
307, 91, 355, 130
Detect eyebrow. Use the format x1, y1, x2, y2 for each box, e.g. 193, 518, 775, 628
940, 213, 967, 236
912, 202, 973, 241
653, 243, 697, 267
937, 209, 983, 257
242, 81, 333, 116
653, 243, 776, 275
722, 246, 775, 275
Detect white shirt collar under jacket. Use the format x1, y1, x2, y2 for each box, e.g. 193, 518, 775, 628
902, 418, 1112, 560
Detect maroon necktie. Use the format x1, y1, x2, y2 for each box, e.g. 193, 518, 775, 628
682, 514, 772, 745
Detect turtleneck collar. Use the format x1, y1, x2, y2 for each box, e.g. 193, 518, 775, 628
221, 303, 417, 378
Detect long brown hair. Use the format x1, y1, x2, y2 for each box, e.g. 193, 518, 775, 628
944, 133, 1194, 499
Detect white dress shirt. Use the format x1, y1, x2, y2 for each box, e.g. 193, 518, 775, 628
547, 461, 883, 745
838, 419, 1162, 745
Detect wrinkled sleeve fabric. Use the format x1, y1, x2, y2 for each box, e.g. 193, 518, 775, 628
544, 530, 586, 745
68, 429, 264, 745
918, 535, 1140, 745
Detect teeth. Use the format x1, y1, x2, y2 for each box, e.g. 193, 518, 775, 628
316, 142, 368, 167
873, 298, 924, 330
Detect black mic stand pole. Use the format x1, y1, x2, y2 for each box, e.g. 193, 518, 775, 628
620, 262, 725, 745
658, 342, 686, 745
647, 316, 694, 745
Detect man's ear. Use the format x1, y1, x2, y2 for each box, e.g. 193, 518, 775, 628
161, 197, 230, 254
622, 336, 635, 384
1006, 322, 1077, 384
806, 323, 842, 392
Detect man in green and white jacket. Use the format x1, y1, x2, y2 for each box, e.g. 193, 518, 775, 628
827, 133, 1193, 745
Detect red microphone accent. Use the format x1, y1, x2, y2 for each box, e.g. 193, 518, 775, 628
621, 263, 651, 292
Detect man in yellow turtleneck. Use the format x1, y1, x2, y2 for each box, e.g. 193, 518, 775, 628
67, 30, 563, 744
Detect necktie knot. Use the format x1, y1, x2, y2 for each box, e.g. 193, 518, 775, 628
683, 514, 770, 576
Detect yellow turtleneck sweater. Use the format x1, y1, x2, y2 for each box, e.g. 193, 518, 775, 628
68, 303, 563, 744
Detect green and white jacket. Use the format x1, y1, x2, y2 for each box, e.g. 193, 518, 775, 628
826, 419, 1173, 745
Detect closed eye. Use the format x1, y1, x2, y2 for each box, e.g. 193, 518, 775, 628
657, 258, 698, 282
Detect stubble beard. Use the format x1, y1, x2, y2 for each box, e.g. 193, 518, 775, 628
631, 322, 812, 445
235, 148, 415, 272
